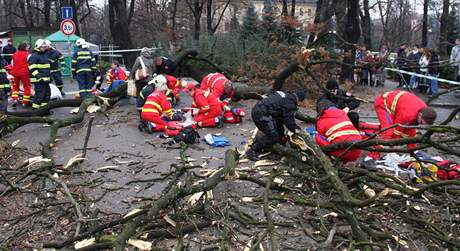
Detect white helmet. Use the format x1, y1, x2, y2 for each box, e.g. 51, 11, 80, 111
35, 39, 46, 48
76, 38, 86, 47
44, 40, 52, 47
150, 75, 168, 91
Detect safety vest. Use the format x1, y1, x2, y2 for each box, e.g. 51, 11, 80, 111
142, 90, 173, 118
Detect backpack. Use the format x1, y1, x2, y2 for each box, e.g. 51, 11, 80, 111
170, 126, 200, 145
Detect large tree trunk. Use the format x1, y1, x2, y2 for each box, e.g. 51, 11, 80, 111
338, 0, 361, 82
422, 0, 429, 47
361, 0, 372, 49
439, 0, 450, 56
185, 0, 204, 41
206, 0, 213, 35
43, 0, 51, 27
108, 0, 136, 65
307, 0, 334, 45
171, 0, 179, 41
282, 0, 288, 16
290, 0, 296, 16
69, 0, 81, 36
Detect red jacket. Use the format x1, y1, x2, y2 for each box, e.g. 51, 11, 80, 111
107, 67, 127, 84
316, 108, 362, 144
374, 90, 426, 141
141, 90, 173, 118
165, 75, 182, 100
11, 50, 29, 77
315, 108, 362, 162
200, 73, 231, 100
192, 89, 221, 114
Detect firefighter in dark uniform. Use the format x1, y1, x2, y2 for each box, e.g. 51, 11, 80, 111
0, 56, 10, 113
45, 40, 65, 95
155, 56, 176, 75
72, 38, 96, 100
246, 90, 306, 161
28, 39, 51, 109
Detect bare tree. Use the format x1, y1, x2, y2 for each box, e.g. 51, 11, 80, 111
422, 0, 429, 47
206, 0, 231, 35
108, 0, 136, 64
439, 0, 450, 56
185, 0, 205, 40
360, 0, 372, 49
290, 0, 296, 16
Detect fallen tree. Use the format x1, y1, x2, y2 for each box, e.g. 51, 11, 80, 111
1, 34, 460, 250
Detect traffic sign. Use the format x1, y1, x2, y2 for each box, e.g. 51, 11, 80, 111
61, 6, 73, 20
60, 19, 76, 36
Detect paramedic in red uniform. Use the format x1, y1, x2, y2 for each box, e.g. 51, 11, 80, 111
363, 90, 437, 166
140, 88, 174, 133
200, 72, 235, 115
185, 83, 223, 128
374, 90, 436, 144
164, 74, 182, 104
11, 42, 31, 106
315, 99, 363, 163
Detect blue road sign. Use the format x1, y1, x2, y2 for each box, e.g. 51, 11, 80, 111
61, 6, 73, 20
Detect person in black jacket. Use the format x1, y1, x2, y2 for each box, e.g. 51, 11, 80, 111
2, 39, 16, 64
45, 40, 65, 95
317, 79, 361, 129
155, 56, 176, 75
246, 90, 306, 161
317, 80, 360, 110
0, 56, 10, 113
29, 39, 51, 109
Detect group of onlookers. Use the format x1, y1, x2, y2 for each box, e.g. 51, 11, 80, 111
396, 44, 440, 96
355, 45, 388, 87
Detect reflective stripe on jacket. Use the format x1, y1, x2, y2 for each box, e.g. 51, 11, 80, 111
28, 49, 51, 83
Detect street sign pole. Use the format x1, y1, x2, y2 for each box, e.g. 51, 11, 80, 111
60, 19, 76, 80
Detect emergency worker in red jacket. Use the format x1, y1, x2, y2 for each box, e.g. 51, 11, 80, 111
374, 90, 436, 145
315, 99, 363, 163
185, 83, 223, 128
164, 74, 182, 104
363, 90, 437, 164
11, 42, 31, 106
106, 60, 127, 85
140, 88, 173, 133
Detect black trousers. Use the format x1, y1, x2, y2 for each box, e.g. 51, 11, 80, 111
0, 89, 8, 113
32, 82, 50, 109
51, 72, 64, 90
251, 104, 285, 151
135, 79, 148, 97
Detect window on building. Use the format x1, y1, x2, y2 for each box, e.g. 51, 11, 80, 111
299, 8, 304, 16
307, 8, 312, 17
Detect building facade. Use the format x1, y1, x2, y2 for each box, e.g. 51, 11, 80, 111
217, 0, 317, 34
